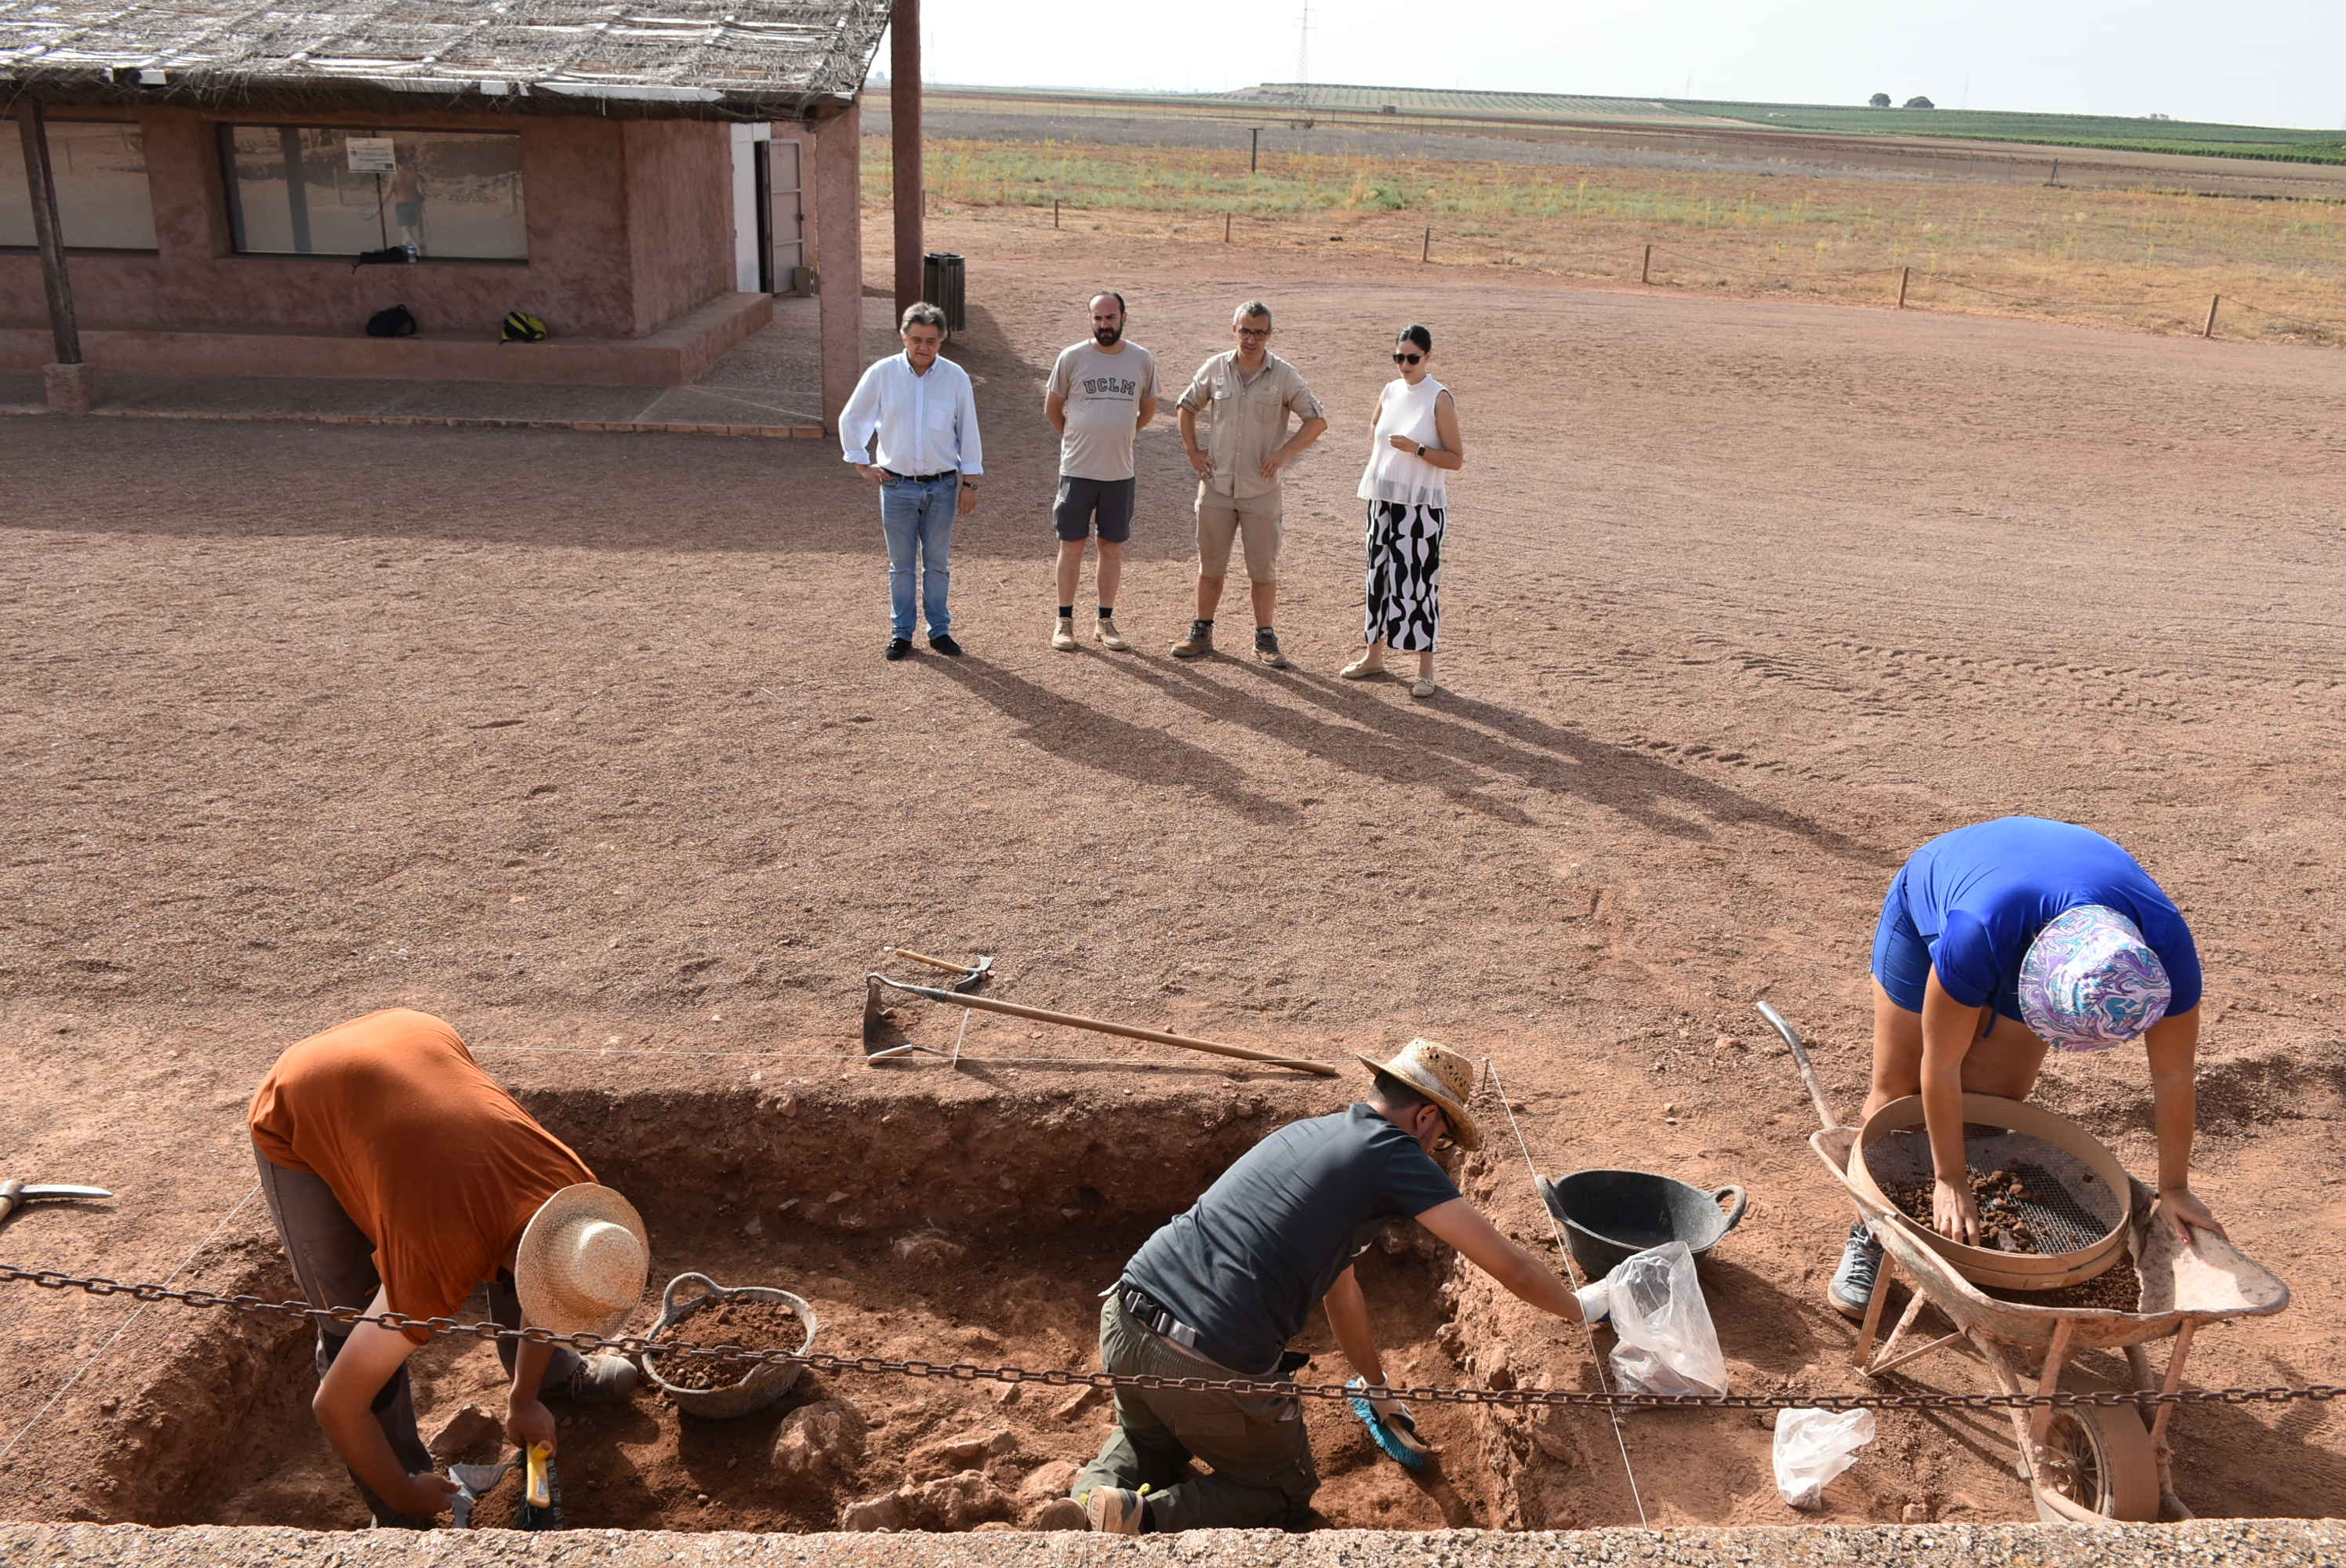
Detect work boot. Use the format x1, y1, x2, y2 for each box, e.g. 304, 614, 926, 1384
1253, 627, 1289, 669
1080, 1486, 1145, 1535
1094, 615, 1130, 652
1827, 1219, 1883, 1320
1170, 619, 1214, 659
547, 1352, 640, 1404
1052, 615, 1079, 652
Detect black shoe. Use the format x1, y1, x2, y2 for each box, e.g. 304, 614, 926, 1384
929, 633, 964, 658
1828, 1218, 1883, 1319
884, 637, 913, 661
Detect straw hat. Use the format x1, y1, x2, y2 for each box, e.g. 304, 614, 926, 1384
1355, 1038, 1483, 1150
516, 1184, 649, 1339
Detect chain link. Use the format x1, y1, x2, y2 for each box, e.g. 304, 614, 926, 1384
6, 1261, 2337, 1416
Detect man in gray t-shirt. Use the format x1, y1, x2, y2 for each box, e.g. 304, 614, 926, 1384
1044, 292, 1157, 653
1070, 1040, 1603, 1536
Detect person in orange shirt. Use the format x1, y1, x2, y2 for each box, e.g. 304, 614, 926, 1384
249, 1009, 649, 1526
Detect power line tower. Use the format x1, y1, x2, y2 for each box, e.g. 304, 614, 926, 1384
1295, 0, 1311, 109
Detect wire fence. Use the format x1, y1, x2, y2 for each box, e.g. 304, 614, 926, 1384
993, 198, 2346, 348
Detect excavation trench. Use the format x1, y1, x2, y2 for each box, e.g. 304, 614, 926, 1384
78, 1080, 1561, 1535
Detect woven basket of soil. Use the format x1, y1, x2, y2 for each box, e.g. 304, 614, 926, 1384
1849, 1093, 2130, 1291
640, 1272, 818, 1420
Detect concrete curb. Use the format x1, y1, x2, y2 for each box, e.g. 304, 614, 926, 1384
0, 406, 824, 437
6, 1520, 2343, 1566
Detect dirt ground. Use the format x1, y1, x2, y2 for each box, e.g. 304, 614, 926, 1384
4, 214, 2344, 1533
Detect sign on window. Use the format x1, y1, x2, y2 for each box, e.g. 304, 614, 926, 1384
345, 137, 398, 173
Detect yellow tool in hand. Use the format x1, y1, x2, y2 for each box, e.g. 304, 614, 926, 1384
525, 1441, 552, 1509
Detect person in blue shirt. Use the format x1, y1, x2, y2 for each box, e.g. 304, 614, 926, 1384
1829, 817, 2226, 1319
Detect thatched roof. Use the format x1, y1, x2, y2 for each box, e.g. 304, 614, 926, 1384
0, 0, 894, 119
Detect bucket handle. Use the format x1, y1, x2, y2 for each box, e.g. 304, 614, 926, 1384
659, 1271, 724, 1328
1710, 1186, 1749, 1234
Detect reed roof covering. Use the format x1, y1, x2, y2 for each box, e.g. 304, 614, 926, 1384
0, 0, 892, 118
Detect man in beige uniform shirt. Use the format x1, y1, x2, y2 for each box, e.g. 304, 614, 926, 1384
1172, 300, 1328, 666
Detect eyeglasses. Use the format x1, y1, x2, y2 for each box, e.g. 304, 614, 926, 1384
1393, 352, 1422, 365
1237, 327, 1272, 339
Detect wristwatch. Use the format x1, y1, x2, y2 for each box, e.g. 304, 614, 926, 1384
1414, 443, 1427, 458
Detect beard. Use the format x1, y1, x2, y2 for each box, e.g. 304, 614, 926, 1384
1092, 324, 1123, 346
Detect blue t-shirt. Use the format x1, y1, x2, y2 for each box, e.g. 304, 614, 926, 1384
1900, 817, 2201, 1023
1123, 1105, 1461, 1374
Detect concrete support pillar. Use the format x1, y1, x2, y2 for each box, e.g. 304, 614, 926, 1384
890, 0, 922, 317
811, 100, 864, 434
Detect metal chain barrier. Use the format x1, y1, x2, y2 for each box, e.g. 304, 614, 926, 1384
7, 1261, 2339, 1416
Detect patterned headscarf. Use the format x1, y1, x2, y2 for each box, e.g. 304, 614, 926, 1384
2017, 905, 2173, 1053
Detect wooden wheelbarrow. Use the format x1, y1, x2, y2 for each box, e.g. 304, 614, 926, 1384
1762, 1004, 2290, 1523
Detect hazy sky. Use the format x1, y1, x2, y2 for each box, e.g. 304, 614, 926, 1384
892, 2, 2344, 132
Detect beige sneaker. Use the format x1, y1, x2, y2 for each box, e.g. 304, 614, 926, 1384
1094, 615, 1130, 652
1051, 616, 1078, 652
1169, 619, 1214, 659
1338, 655, 1386, 680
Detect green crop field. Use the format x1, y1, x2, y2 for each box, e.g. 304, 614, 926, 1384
1668, 100, 2346, 165
1198, 82, 1702, 121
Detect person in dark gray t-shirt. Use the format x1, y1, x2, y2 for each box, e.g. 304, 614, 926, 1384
1071, 1040, 1606, 1535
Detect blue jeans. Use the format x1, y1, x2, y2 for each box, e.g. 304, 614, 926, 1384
880, 474, 958, 640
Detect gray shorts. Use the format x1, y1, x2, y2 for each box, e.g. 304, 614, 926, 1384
1054, 475, 1135, 543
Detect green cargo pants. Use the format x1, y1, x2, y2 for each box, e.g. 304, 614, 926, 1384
1070, 1294, 1317, 1531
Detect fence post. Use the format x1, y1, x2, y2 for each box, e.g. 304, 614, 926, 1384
1225, 212, 1232, 244
2046, 158, 2059, 186
1640, 243, 1651, 285
2204, 295, 2220, 339
1251, 128, 1259, 172
1053, 199, 1059, 230
1422, 227, 1430, 263
1898, 267, 1910, 309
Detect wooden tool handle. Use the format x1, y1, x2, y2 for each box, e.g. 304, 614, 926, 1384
889, 981, 1337, 1076
888, 948, 977, 977
0, 1179, 20, 1225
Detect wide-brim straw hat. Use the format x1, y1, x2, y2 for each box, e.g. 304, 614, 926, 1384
516, 1183, 650, 1340
1355, 1038, 1483, 1150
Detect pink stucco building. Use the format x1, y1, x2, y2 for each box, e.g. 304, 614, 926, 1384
2, 1, 891, 420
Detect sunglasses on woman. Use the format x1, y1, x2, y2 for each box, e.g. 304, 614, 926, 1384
1393, 352, 1422, 365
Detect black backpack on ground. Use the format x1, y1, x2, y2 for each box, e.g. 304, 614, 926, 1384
366, 305, 419, 339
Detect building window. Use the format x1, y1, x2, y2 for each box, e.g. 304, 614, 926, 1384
221, 126, 526, 260
1, 121, 157, 251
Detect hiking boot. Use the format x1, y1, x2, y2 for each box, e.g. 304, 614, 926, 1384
1094, 615, 1130, 652
1827, 1219, 1883, 1320
1081, 1486, 1145, 1535
1052, 616, 1079, 652
547, 1352, 640, 1404
884, 637, 912, 661
1170, 619, 1214, 659
929, 633, 964, 658
1253, 627, 1289, 669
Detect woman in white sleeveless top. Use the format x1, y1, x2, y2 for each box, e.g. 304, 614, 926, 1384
1340, 325, 1465, 698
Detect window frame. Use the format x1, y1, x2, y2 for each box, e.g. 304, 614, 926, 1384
216, 122, 530, 266
0, 116, 158, 256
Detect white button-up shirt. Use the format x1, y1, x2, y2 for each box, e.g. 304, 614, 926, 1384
838, 352, 985, 477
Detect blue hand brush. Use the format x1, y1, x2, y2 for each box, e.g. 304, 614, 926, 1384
1347, 1377, 1432, 1471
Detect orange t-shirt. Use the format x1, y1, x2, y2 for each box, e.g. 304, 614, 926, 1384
249, 1008, 593, 1343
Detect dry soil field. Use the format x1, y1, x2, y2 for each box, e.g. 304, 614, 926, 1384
2, 216, 2344, 1535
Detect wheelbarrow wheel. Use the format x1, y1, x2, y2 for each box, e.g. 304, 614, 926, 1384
2032, 1405, 2159, 1523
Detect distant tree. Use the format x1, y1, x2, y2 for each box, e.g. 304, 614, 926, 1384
1904, 96, 1935, 110
1868, 93, 1891, 108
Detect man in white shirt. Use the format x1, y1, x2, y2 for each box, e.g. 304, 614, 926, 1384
839, 303, 986, 660
1044, 292, 1157, 652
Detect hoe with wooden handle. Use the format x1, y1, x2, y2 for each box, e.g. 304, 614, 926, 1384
863, 971, 1337, 1076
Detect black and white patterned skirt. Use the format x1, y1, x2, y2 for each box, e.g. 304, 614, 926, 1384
1363, 499, 1445, 652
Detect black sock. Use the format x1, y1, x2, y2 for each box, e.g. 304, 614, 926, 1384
1195, 618, 1213, 627
1138, 1499, 1157, 1534
1099, 605, 1114, 618
1058, 605, 1073, 619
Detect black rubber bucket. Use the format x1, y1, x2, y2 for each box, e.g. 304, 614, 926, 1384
1537, 1169, 1748, 1280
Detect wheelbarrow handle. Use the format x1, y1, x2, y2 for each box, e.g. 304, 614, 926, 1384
0, 1179, 20, 1225
1756, 1001, 1842, 1131
1711, 1186, 1749, 1234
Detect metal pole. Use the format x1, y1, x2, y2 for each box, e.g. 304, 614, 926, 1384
2203, 295, 2220, 339
890, 0, 923, 316
1640, 243, 1651, 285
1898, 266, 1910, 309
1250, 127, 1258, 172
15, 100, 82, 365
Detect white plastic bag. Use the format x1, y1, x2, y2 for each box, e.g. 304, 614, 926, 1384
1771, 1406, 1876, 1509
1602, 1242, 1728, 1398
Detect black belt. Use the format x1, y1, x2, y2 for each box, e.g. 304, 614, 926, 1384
884, 468, 957, 483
